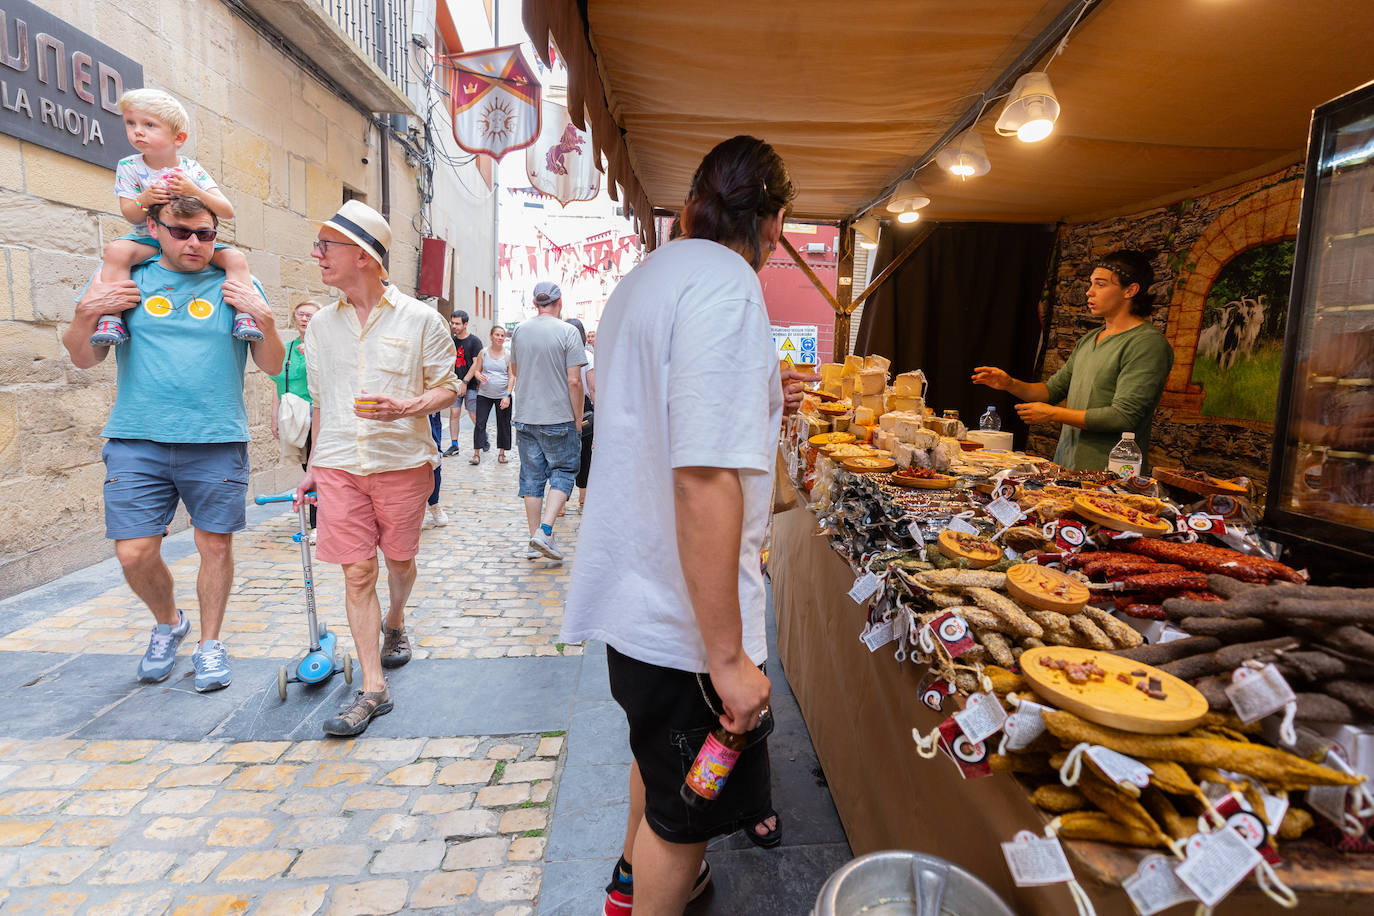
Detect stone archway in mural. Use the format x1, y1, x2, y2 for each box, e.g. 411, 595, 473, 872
1160, 180, 1302, 417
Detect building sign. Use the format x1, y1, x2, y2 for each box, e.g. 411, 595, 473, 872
0, 0, 142, 168
772, 324, 818, 364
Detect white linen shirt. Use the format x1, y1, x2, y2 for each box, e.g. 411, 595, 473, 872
304, 285, 459, 475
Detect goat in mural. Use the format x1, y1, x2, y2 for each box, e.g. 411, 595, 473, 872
1197, 304, 1232, 362
1215, 296, 1266, 370
545, 123, 584, 176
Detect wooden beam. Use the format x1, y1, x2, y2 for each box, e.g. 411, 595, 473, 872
778, 235, 840, 313
834, 220, 855, 361
851, 224, 934, 313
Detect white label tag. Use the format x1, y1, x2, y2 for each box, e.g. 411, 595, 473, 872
1000, 699, 1049, 752
1174, 828, 1262, 907
861, 619, 896, 652
947, 516, 979, 536
1157, 626, 1192, 644
1123, 854, 1198, 915
1003, 546, 1020, 560
986, 496, 1024, 529
1085, 745, 1154, 789
1000, 830, 1074, 886
1224, 663, 1296, 724
908, 521, 927, 559
954, 691, 1008, 745
848, 571, 882, 604
1306, 784, 1349, 825
1261, 789, 1289, 832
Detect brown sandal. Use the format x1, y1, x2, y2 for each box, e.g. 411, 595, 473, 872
469, 454, 480, 465
498, 453, 509, 463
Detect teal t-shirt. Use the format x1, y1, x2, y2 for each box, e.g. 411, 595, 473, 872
101, 260, 256, 443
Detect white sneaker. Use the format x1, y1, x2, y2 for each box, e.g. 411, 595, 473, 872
429, 505, 450, 527
525, 547, 541, 560
529, 530, 563, 561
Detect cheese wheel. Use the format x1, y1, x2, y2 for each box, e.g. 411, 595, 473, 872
808, 432, 855, 446
1005, 564, 1089, 614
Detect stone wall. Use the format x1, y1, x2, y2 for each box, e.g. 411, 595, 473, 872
0, 0, 491, 596
1026, 165, 1304, 488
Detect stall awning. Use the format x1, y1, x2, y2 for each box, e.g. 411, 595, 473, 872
524, 0, 1374, 243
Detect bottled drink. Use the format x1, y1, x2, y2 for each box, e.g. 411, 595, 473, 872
979, 406, 1001, 431
1107, 432, 1143, 479
680, 727, 747, 808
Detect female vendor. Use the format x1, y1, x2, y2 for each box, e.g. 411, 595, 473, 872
973, 249, 1174, 472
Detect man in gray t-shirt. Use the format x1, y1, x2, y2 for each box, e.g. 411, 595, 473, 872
509, 281, 587, 562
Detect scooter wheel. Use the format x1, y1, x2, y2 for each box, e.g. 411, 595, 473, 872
277, 666, 288, 701
343, 653, 353, 685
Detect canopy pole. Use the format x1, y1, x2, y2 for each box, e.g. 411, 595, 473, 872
778, 235, 840, 312
834, 221, 855, 361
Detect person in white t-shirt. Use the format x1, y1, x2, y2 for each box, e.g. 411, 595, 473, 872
562, 135, 814, 913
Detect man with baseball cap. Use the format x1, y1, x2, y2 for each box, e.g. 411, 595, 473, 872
296, 200, 460, 736
508, 281, 586, 561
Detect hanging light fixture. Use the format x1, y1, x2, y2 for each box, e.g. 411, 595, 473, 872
935, 129, 991, 179
885, 178, 930, 224
853, 215, 880, 250
995, 72, 1060, 143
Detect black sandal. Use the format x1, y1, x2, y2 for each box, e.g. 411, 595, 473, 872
747, 809, 782, 849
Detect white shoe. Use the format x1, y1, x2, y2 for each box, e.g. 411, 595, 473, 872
429, 505, 450, 527
308, 531, 317, 546
525, 547, 541, 560
529, 530, 563, 561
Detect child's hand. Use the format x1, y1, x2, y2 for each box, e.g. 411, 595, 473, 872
140, 186, 171, 207
163, 172, 198, 197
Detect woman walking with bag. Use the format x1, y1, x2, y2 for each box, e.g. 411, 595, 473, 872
471, 324, 513, 463
566, 318, 596, 510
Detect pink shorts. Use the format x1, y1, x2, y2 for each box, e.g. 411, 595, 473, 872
313, 465, 433, 565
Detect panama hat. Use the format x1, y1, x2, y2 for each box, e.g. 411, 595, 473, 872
315, 200, 391, 279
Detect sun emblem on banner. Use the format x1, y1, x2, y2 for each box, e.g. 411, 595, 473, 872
479, 98, 517, 145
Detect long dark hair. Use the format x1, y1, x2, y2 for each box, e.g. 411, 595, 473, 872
1096, 249, 1157, 316
566, 317, 587, 345
682, 136, 795, 270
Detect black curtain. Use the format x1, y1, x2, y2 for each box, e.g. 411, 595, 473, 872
856, 221, 1057, 449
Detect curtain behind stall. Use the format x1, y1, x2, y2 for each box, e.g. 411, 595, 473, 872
856, 222, 1057, 450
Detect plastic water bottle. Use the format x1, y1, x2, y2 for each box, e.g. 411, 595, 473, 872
979, 406, 1001, 431
1107, 432, 1143, 479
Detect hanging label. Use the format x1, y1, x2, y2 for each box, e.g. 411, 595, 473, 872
918, 673, 957, 711
1123, 854, 1198, 915
954, 691, 1008, 745
1000, 830, 1074, 886
861, 618, 897, 652
1085, 745, 1153, 790
922, 611, 978, 659
1306, 784, 1349, 826
1003, 546, 1020, 561
848, 571, 882, 604
986, 496, 1024, 529
908, 521, 927, 559
1181, 513, 1226, 536
947, 516, 980, 536
1000, 699, 1049, 751
936, 716, 992, 779
1224, 663, 1296, 724
1211, 794, 1280, 865
1042, 518, 1088, 550
1174, 827, 1263, 907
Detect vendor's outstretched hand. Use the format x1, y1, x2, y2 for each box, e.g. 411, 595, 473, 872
1016, 401, 1057, 424
972, 365, 1012, 390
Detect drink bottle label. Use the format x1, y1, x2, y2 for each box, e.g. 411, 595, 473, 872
685, 733, 740, 800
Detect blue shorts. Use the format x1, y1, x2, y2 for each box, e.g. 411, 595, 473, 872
462, 388, 479, 413
515, 422, 581, 498
102, 439, 249, 539
117, 232, 232, 252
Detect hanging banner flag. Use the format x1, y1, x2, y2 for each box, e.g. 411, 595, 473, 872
527, 100, 600, 205
441, 44, 541, 160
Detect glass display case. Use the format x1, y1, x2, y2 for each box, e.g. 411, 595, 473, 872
1268, 80, 1374, 560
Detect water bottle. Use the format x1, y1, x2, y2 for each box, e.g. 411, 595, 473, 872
979, 406, 1001, 431
1107, 432, 1143, 479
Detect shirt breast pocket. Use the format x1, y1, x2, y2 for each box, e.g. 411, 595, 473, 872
376, 336, 415, 376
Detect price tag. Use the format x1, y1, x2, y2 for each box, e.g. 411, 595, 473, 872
1174, 827, 1263, 907
936, 716, 992, 779
1123, 854, 1197, 915
1306, 784, 1349, 825
1157, 627, 1192, 644
848, 571, 882, 605
908, 521, 927, 559
1042, 518, 1088, 550
1000, 699, 1049, 751
860, 618, 896, 652
954, 691, 1007, 745
1085, 745, 1153, 789
1224, 663, 1296, 724
918, 673, 956, 711
1209, 793, 1280, 865
947, 516, 979, 536
921, 611, 978, 658
985, 496, 1024, 529
1000, 830, 1074, 886
1003, 546, 1020, 560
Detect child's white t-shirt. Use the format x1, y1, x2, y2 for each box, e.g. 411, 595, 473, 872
560, 238, 783, 673
113, 154, 219, 233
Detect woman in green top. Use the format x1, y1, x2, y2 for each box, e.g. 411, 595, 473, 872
973, 250, 1174, 472
271, 300, 320, 531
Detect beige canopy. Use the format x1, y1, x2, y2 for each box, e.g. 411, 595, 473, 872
523, 0, 1374, 244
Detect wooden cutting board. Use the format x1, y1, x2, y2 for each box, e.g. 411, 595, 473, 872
1020, 646, 1209, 734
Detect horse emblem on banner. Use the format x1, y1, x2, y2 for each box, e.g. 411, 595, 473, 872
527, 100, 600, 205
442, 44, 541, 160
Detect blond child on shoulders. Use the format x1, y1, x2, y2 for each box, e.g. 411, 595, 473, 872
91, 88, 261, 347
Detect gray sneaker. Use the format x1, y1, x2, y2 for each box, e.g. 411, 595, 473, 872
381, 626, 411, 669
323, 687, 394, 737
191, 640, 232, 692
529, 530, 563, 561
137, 610, 191, 683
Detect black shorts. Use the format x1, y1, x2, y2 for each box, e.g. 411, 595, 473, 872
607, 645, 773, 844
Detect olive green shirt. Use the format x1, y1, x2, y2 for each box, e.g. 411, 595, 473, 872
1043, 322, 1173, 472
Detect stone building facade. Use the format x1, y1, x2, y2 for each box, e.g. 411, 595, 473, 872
1027, 165, 1304, 489
0, 0, 496, 595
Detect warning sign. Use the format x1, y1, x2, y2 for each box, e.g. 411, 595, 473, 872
772, 325, 818, 364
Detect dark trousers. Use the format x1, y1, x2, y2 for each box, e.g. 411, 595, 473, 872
428, 412, 442, 505
474, 394, 512, 452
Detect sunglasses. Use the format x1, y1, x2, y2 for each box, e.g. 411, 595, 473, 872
153, 217, 218, 243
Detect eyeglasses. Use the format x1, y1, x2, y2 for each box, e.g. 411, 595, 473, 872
312, 239, 360, 255
153, 217, 217, 243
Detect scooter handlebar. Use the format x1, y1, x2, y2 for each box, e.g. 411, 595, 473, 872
254, 491, 317, 505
